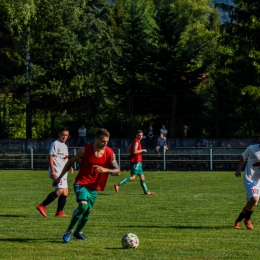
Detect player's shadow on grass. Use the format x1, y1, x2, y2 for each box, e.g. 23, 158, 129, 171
0, 238, 66, 243
0, 238, 45, 242
0, 214, 27, 218
124, 225, 231, 230
105, 247, 129, 250
169, 225, 231, 230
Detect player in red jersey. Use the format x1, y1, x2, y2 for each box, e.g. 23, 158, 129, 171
114, 130, 154, 195
53, 128, 121, 243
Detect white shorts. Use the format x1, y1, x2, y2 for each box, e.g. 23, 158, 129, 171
51, 172, 68, 189
243, 178, 260, 202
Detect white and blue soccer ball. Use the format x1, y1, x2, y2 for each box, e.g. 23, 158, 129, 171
121, 233, 139, 249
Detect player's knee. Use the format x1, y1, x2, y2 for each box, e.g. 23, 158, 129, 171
86, 207, 91, 216
56, 188, 68, 196
55, 189, 63, 196
78, 201, 89, 213
130, 175, 136, 181
252, 196, 259, 205
82, 207, 91, 220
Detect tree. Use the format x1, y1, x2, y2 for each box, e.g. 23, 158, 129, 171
27, 0, 112, 136
0, 0, 36, 138
152, 0, 220, 137
203, 0, 260, 137
106, 0, 160, 137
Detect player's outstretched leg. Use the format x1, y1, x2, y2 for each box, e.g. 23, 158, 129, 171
36, 191, 59, 217
36, 204, 47, 217
114, 177, 131, 193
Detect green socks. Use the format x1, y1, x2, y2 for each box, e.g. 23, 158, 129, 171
117, 177, 149, 194
118, 177, 131, 187
75, 208, 91, 233
140, 179, 148, 193
68, 203, 88, 230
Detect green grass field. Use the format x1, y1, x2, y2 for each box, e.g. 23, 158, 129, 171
0, 170, 258, 260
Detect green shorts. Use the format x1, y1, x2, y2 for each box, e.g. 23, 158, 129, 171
130, 162, 143, 176
73, 183, 98, 209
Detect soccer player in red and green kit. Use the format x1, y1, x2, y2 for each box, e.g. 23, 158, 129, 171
114, 130, 154, 195
53, 128, 121, 243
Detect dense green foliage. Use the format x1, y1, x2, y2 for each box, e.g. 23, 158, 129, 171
0, 0, 260, 138
1, 170, 260, 260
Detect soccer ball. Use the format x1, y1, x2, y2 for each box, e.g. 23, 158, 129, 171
121, 233, 139, 249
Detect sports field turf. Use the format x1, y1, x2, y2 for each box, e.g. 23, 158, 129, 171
0, 170, 258, 260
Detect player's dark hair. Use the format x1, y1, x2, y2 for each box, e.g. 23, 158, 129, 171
59, 127, 69, 133
95, 128, 110, 138
136, 130, 143, 135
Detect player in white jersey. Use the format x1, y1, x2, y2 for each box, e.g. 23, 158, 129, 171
234, 144, 260, 230
36, 128, 74, 218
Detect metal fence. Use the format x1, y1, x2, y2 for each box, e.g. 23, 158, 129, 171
0, 147, 244, 171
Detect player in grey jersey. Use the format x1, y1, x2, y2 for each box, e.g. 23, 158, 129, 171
36, 128, 74, 217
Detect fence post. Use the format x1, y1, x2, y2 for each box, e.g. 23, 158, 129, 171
163, 149, 166, 171
118, 149, 121, 169
209, 149, 213, 170
73, 149, 77, 170
30, 148, 33, 169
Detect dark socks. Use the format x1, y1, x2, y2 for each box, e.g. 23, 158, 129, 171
236, 210, 253, 222
57, 195, 67, 212
236, 212, 246, 222
42, 191, 58, 206
245, 210, 253, 220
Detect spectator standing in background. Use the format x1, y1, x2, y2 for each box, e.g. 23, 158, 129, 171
147, 125, 155, 148
76, 124, 87, 147
160, 124, 168, 138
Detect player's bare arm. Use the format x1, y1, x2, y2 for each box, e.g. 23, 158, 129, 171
235, 156, 245, 177
48, 155, 57, 178
127, 144, 132, 153
132, 142, 147, 154
109, 155, 121, 176
93, 154, 121, 176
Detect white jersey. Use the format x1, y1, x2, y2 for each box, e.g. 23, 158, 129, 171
242, 144, 260, 184
48, 139, 69, 179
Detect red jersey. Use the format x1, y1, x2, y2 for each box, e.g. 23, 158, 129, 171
130, 138, 142, 163
75, 144, 114, 191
